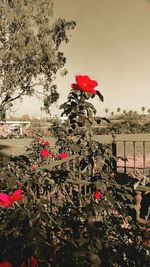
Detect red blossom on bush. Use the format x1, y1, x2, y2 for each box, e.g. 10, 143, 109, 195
71, 75, 98, 94
17, 181, 23, 187
20, 256, 38, 267
93, 191, 102, 200
0, 193, 11, 207
40, 149, 49, 157
0, 189, 26, 208
37, 138, 41, 144
59, 152, 68, 159
0, 261, 13, 267
31, 164, 37, 171
51, 153, 55, 159
45, 140, 50, 146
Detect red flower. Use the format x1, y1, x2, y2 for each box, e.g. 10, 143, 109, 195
31, 164, 37, 171
40, 149, 49, 157
20, 256, 38, 267
45, 140, 50, 146
51, 153, 55, 159
0, 189, 26, 208
0, 193, 11, 207
9, 189, 26, 205
17, 181, 23, 187
37, 138, 41, 144
71, 75, 98, 94
59, 152, 68, 159
94, 191, 102, 200
0, 261, 13, 267
30, 256, 38, 267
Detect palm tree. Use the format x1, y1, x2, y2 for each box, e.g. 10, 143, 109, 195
111, 111, 114, 117
147, 108, 150, 117
123, 110, 126, 115
141, 107, 145, 113
105, 108, 109, 117
117, 108, 121, 115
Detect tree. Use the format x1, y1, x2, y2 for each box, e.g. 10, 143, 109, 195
0, 0, 76, 120
111, 111, 114, 117
21, 114, 30, 121
147, 108, 150, 114
117, 107, 121, 114
123, 109, 126, 115
105, 108, 109, 116
141, 107, 145, 113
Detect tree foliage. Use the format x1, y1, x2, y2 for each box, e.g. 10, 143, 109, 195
0, 0, 76, 119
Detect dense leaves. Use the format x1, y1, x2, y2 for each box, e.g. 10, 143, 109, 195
0, 76, 149, 266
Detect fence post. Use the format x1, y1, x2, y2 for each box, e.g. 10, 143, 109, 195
112, 134, 117, 173
143, 141, 146, 173
133, 141, 136, 174
124, 141, 127, 175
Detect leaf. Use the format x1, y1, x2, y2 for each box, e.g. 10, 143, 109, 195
85, 102, 97, 114
59, 102, 68, 109
67, 178, 90, 185
40, 198, 50, 205
96, 90, 104, 102
105, 192, 116, 205
6, 178, 17, 188
94, 239, 102, 250
118, 156, 128, 162
96, 156, 104, 167
76, 238, 89, 247
126, 193, 134, 202
69, 144, 81, 152
88, 252, 101, 265
100, 117, 110, 123
44, 177, 55, 184
134, 181, 140, 190
72, 249, 86, 257
7, 170, 17, 180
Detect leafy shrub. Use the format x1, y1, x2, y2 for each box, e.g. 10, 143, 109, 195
0, 75, 149, 266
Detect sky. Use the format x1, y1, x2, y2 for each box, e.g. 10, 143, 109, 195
12, 0, 150, 117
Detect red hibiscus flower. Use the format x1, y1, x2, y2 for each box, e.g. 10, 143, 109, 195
0, 261, 13, 267
45, 140, 50, 146
59, 152, 68, 159
40, 149, 49, 157
71, 75, 98, 94
94, 191, 102, 200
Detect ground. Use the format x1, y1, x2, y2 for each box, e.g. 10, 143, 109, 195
0, 133, 150, 154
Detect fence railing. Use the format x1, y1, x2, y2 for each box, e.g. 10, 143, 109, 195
112, 139, 150, 174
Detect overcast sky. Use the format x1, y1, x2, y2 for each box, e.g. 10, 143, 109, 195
13, 0, 150, 117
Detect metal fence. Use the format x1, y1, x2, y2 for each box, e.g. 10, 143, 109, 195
112, 139, 150, 174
